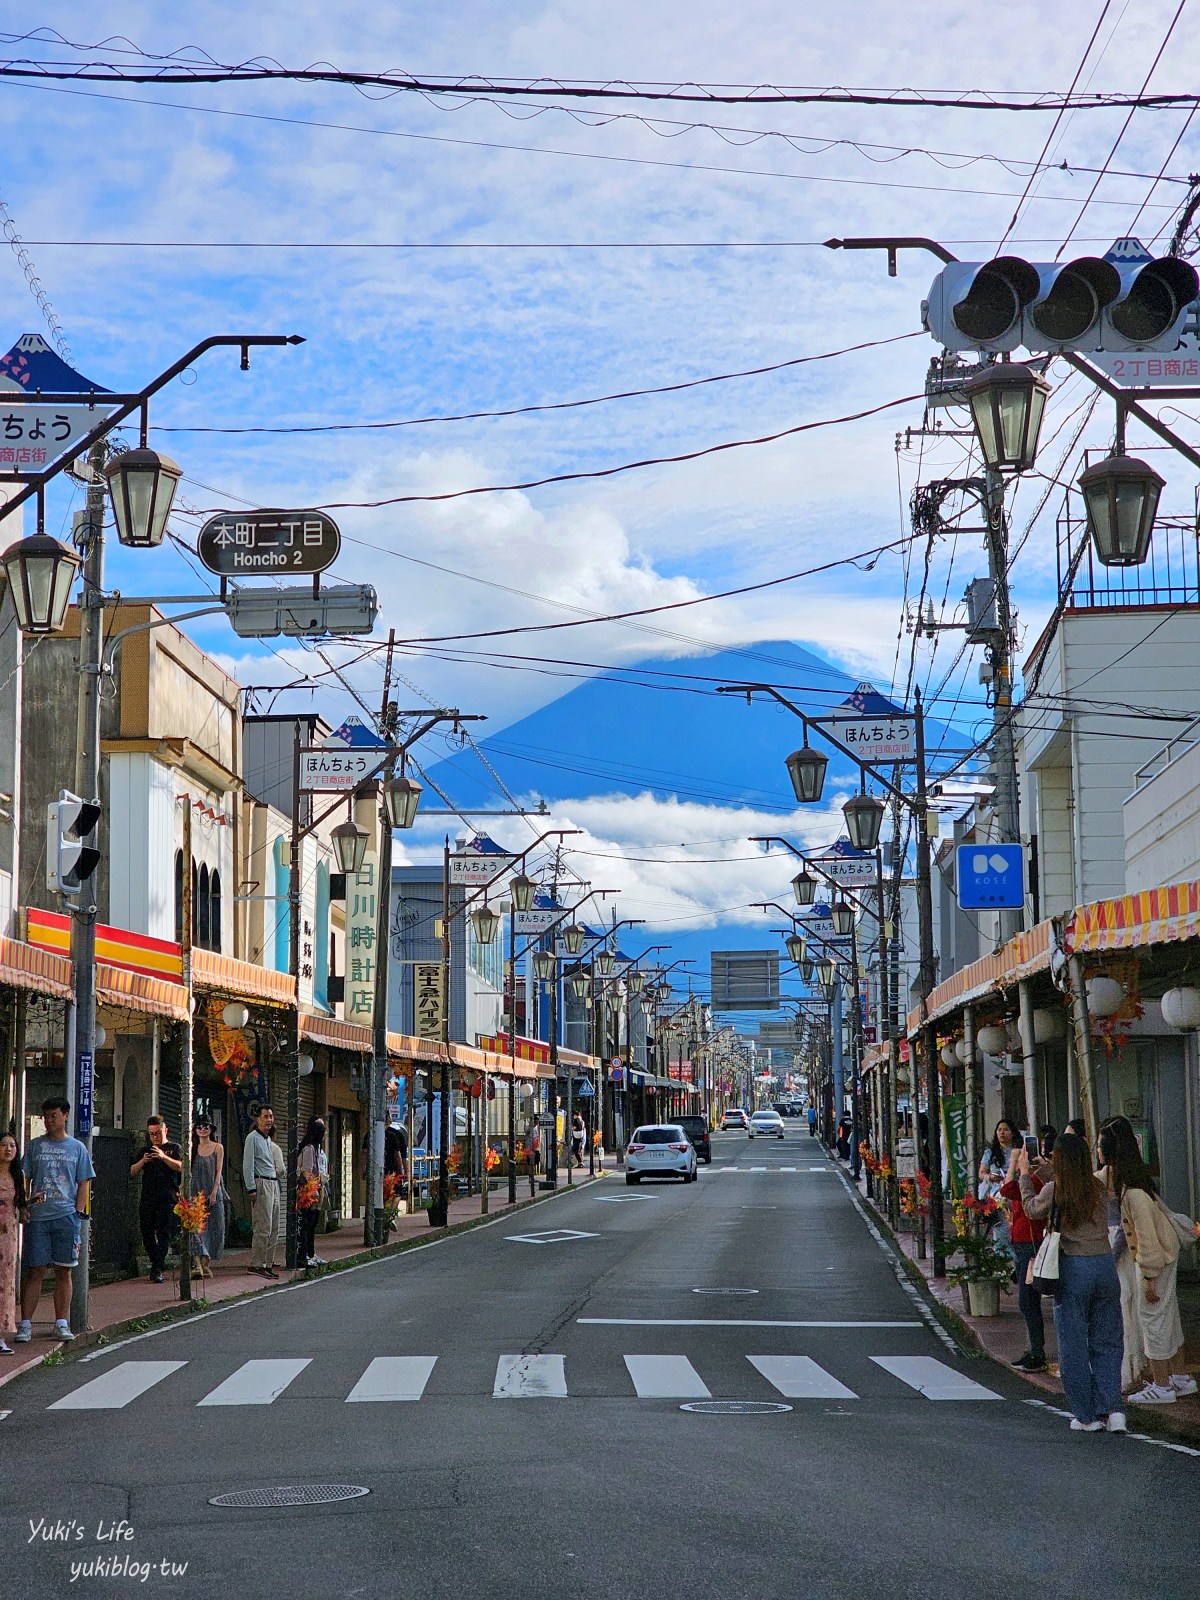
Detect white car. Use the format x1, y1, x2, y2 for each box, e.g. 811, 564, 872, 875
626, 1124, 699, 1184
720, 1108, 750, 1131
749, 1110, 786, 1140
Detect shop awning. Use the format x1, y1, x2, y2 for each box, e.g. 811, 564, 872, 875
192, 949, 295, 1007
96, 964, 189, 1021
1068, 879, 1200, 955
0, 936, 72, 1001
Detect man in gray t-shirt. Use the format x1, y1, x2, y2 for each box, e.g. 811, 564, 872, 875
17, 1096, 95, 1344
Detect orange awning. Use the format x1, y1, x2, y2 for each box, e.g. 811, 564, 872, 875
192, 949, 295, 1007
97, 964, 189, 1021
301, 1012, 371, 1054
0, 936, 73, 1001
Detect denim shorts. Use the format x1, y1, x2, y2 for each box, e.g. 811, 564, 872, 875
24, 1212, 82, 1269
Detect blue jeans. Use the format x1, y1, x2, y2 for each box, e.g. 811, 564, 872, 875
1011, 1240, 1046, 1359
1054, 1252, 1124, 1423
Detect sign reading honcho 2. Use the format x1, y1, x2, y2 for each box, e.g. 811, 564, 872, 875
198, 510, 341, 576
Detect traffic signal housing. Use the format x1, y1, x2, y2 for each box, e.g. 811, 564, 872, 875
923, 247, 1198, 354
46, 789, 101, 896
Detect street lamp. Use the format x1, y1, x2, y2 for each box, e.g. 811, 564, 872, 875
843, 792, 885, 853
785, 738, 828, 804
470, 902, 499, 945
798, 955, 815, 984
964, 361, 1050, 474
595, 950, 616, 978
831, 897, 855, 938
568, 968, 590, 1002
534, 950, 557, 983
815, 955, 836, 987
382, 773, 423, 830
0, 533, 81, 635
563, 923, 586, 956
625, 968, 645, 997
509, 872, 538, 914
791, 867, 818, 907
103, 446, 183, 548
785, 931, 807, 966
1078, 453, 1165, 568
331, 817, 368, 875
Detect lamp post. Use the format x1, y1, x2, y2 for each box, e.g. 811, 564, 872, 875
964, 361, 1050, 475
725, 680, 946, 1275
570, 920, 646, 1166
0, 335, 305, 1330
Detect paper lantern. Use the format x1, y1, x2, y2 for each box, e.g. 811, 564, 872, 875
1160, 986, 1200, 1032
940, 1043, 957, 1068
954, 1038, 977, 1064
1086, 976, 1125, 1019
977, 1024, 1010, 1056
1032, 1006, 1066, 1044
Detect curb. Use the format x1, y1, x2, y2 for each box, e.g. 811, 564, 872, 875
3, 1173, 604, 1379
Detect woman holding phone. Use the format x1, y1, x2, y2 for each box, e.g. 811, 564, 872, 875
1019, 1131, 1125, 1433
1000, 1134, 1048, 1371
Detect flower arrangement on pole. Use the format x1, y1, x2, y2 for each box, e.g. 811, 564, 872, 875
946, 1193, 1013, 1287
295, 1173, 320, 1215
174, 1193, 209, 1235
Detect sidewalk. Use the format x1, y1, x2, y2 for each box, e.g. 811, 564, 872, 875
843, 1157, 1200, 1445
1, 1166, 608, 1389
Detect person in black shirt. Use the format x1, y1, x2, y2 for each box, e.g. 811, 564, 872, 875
130, 1116, 182, 1283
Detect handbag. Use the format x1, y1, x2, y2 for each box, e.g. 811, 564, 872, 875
1027, 1206, 1062, 1294
1158, 1197, 1198, 1248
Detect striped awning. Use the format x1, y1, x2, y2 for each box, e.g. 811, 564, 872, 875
192, 949, 295, 1007
0, 936, 73, 1000
97, 964, 189, 1022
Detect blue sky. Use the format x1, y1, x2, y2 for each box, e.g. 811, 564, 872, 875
2, 5, 1198, 999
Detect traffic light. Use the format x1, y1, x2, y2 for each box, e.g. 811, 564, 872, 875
923, 241, 1198, 354
46, 790, 101, 896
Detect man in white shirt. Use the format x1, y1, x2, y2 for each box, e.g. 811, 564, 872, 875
242, 1104, 280, 1278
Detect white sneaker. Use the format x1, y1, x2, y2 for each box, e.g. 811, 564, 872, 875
1170, 1374, 1197, 1396
1106, 1412, 1127, 1433
1128, 1382, 1176, 1405
53, 1319, 75, 1342
1070, 1418, 1104, 1431
15, 1319, 31, 1343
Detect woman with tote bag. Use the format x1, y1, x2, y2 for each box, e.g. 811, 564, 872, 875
1018, 1132, 1125, 1433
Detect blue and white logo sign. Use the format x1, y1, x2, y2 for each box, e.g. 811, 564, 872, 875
957, 843, 1024, 910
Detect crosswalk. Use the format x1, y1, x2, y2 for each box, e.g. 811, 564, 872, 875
45, 1352, 1002, 1410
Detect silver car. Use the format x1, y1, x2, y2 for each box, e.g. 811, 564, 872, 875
626, 1124, 699, 1184
749, 1110, 786, 1140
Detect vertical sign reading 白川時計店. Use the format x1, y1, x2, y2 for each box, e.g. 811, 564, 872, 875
345, 850, 378, 1026
414, 963, 444, 1041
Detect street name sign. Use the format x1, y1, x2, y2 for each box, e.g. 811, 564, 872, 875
815, 682, 917, 764
197, 509, 341, 576
299, 747, 386, 792
811, 837, 877, 888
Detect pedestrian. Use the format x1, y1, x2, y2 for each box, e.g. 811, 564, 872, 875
1000, 1145, 1048, 1372
189, 1119, 226, 1279
836, 1116, 852, 1161
571, 1111, 586, 1168
979, 1118, 1020, 1253
1095, 1117, 1146, 1391
130, 1115, 182, 1284
1018, 1131, 1125, 1433
16, 1097, 95, 1344
242, 1103, 280, 1279
807, 1105, 818, 1137
296, 1116, 328, 1269
1099, 1118, 1194, 1405
1038, 1124, 1058, 1158
0, 1131, 29, 1354
1064, 1117, 1088, 1141
593, 1127, 604, 1171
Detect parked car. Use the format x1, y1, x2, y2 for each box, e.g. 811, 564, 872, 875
676, 1115, 712, 1163
749, 1109, 786, 1140
720, 1108, 750, 1130
626, 1124, 698, 1184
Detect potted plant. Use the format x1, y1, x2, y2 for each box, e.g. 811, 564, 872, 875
946, 1195, 1013, 1317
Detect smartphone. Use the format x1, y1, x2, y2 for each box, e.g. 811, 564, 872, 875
1023, 1135, 1040, 1159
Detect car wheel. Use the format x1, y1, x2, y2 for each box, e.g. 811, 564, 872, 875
626, 1174, 639, 1186
705, 1154, 712, 1164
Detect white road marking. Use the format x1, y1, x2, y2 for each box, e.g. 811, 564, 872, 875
808, 1167, 830, 1172
780, 1167, 797, 1172
48, 1360, 186, 1411
1023, 1398, 1200, 1457
346, 1357, 437, 1403
494, 1354, 567, 1399
197, 1358, 311, 1406
748, 1356, 858, 1399
625, 1355, 711, 1398
505, 1229, 598, 1245
748, 1166, 767, 1172
594, 1195, 655, 1204
578, 1318, 922, 1328
871, 1356, 1002, 1401
0, 1409, 11, 1421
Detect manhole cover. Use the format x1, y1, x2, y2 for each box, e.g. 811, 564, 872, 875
692, 1288, 759, 1295
209, 1485, 370, 1508
680, 1400, 792, 1415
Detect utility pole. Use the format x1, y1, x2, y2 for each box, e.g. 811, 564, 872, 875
983, 465, 1023, 944
365, 630, 397, 1248
67, 442, 106, 1334
285, 726, 302, 1268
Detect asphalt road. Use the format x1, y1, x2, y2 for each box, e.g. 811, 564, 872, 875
4, 1129, 1196, 1599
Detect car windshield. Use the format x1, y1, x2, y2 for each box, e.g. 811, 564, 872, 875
751, 1112, 777, 1121
633, 1127, 683, 1144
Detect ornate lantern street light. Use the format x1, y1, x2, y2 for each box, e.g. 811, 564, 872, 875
470, 902, 499, 945
534, 950, 557, 984
563, 923, 586, 956
785, 931, 807, 966
382, 773, 423, 830
830, 897, 856, 938
625, 968, 645, 997
791, 868, 818, 907
595, 950, 617, 978
1078, 453, 1165, 568
103, 446, 184, 548
509, 872, 538, 914
0, 533, 82, 635
964, 361, 1050, 474
785, 739, 828, 804
843, 792, 885, 853
331, 818, 368, 875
